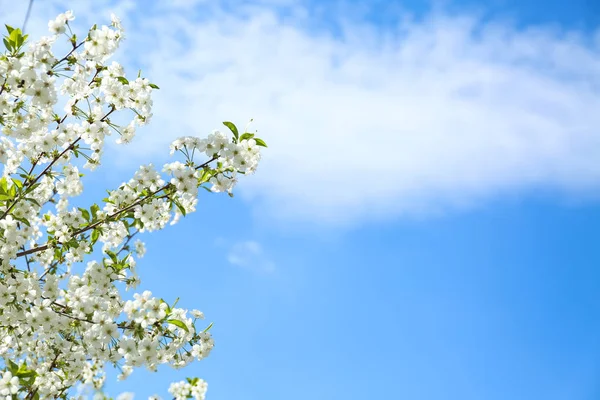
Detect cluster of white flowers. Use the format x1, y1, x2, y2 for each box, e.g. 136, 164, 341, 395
0, 10, 266, 400
168, 378, 208, 400
170, 130, 262, 195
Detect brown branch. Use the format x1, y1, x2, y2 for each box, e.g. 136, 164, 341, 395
16, 155, 217, 258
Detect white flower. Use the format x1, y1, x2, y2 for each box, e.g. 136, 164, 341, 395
116, 392, 135, 400
134, 239, 146, 257
48, 10, 74, 34
0, 371, 19, 396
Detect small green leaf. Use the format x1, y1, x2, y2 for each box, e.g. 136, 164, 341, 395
90, 204, 100, 220
167, 319, 189, 332
0, 177, 7, 194
25, 198, 41, 207
149, 83, 160, 89
199, 168, 213, 184
203, 322, 214, 333
116, 76, 129, 85
239, 132, 255, 141
5, 24, 14, 34
11, 178, 23, 189
222, 121, 239, 140
15, 216, 30, 227
79, 207, 90, 222
172, 199, 187, 216
106, 250, 118, 264
171, 297, 180, 309
8, 359, 18, 373
16, 370, 36, 378
254, 138, 268, 147
8, 28, 22, 47
91, 229, 100, 245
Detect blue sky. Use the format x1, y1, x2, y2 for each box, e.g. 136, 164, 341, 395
3, 0, 600, 399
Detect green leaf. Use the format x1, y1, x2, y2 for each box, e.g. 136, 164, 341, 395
222, 121, 239, 141
167, 319, 189, 332
90, 204, 100, 220
239, 132, 255, 141
171, 297, 180, 309
116, 76, 129, 85
79, 207, 90, 222
254, 138, 268, 147
66, 237, 80, 249
15, 216, 30, 227
5, 24, 14, 34
172, 199, 187, 216
25, 198, 40, 207
16, 369, 36, 378
203, 322, 214, 333
8, 28, 22, 47
11, 178, 23, 189
106, 250, 118, 264
149, 83, 160, 89
8, 359, 18, 373
198, 168, 213, 184
91, 229, 100, 245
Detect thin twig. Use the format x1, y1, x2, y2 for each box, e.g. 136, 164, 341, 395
22, 0, 34, 32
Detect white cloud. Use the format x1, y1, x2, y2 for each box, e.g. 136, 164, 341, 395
4, 1, 600, 227
226, 240, 275, 273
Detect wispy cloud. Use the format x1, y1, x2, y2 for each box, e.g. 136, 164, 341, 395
6, 1, 600, 227
226, 240, 275, 273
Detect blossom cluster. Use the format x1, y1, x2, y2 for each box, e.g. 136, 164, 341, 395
0, 11, 266, 399
168, 378, 208, 400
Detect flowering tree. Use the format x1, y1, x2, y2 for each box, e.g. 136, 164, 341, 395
0, 11, 266, 400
